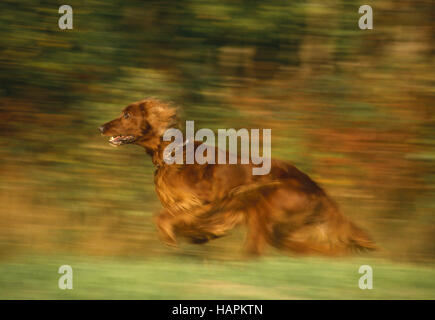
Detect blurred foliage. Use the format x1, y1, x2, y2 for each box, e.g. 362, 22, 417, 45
0, 0, 434, 298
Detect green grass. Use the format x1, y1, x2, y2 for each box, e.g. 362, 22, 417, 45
0, 255, 434, 299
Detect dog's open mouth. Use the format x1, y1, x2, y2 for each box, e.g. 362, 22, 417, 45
108, 135, 136, 146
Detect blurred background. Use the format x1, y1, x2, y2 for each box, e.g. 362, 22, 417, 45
0, 0, 434, 299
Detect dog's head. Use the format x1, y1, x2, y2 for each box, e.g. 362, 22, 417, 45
99, 98, 178, 148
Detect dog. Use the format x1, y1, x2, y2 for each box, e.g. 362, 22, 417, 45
99, 98, 377, 255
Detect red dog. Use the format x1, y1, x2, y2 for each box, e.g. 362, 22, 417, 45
99, 98, 377, 255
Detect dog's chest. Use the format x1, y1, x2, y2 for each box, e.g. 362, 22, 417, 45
154, 166, 202, 214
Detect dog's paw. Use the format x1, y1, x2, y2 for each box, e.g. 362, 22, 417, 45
159, 233, 178, 247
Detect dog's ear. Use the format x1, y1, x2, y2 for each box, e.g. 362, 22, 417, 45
145, 99, 179, 136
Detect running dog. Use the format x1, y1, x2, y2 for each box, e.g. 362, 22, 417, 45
99, 98, 377, 255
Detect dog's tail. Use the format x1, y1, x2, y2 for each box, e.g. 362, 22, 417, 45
270, 220, 378, 256
268, 200, 378, 256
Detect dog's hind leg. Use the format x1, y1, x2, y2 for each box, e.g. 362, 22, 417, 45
245, 224, 267, 256
244, 208, 269, 256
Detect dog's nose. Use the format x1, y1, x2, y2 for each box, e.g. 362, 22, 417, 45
98, 126, 105, 134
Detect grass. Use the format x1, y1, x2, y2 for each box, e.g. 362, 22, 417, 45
0, 254, 434, 299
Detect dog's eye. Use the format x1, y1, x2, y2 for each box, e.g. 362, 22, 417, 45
123, 113, 131, 119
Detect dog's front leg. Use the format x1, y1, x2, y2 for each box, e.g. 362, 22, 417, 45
153, 210, 178, 247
